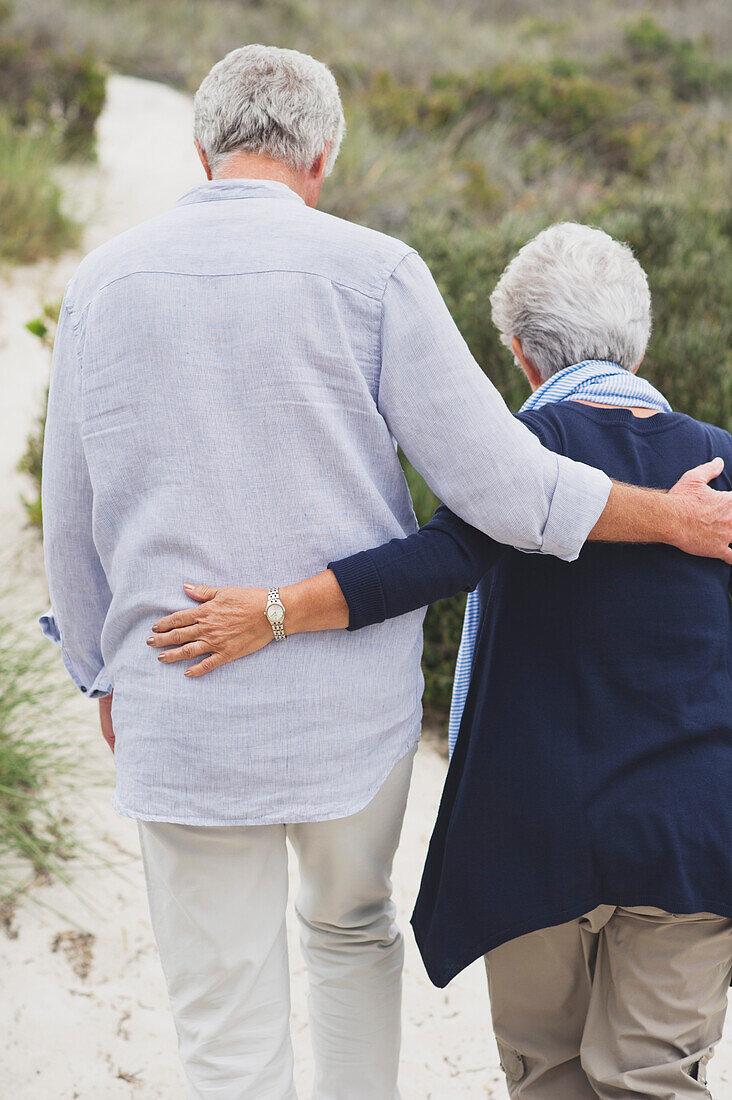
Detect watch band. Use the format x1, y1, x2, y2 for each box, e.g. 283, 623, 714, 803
266, 586, 286, 641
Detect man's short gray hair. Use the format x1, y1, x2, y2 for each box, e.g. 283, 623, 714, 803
490, 222, 652, 380
193, 44, 345, 177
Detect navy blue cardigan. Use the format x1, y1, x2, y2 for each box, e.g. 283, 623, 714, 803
329, 405, 732, 987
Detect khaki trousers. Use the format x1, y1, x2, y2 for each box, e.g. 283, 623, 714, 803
137, 747, 415, 1100
486, 905, 732, 1099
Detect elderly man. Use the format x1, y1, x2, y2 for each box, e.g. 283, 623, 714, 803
41, 45, 732, 1100
188, 223, 732, 1099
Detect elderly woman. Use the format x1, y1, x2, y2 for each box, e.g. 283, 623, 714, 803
154, 224, 732, 1099
324, 224, 732, 1099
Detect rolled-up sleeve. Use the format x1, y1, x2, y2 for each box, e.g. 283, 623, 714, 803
377, 252, 611, 561
39, 296, 112, 698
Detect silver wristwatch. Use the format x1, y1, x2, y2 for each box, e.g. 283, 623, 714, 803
264, 587, 287, 641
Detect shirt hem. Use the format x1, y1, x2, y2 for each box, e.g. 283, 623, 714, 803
112, 731, 420, 827
412, 891, 732, 989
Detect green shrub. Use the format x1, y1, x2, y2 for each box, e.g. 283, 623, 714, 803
594, 202, 732, 431
623, 16, 732, 102
623, 15, 673, 62
668, 40, 732, 102
17, 402, 45, 531
459, 159, 503, 212
365, 60, 658, 177
0, 6, 105, 263
0, 114, 79, 262
515, 16, 573, 43
365, 69, 463, 136
0, 28, 106, 158
17, 395, 46, 530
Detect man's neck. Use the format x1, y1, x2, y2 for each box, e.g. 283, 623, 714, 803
212, 154, 309, 203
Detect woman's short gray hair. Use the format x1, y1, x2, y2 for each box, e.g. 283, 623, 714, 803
490, 222, 652, 380
193, 45, 345, 176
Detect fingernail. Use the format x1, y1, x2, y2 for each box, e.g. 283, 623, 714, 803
184, 669, 192, 676
183, 583, 195, 591
157, 654, 166, 661
146, 636, 155, 645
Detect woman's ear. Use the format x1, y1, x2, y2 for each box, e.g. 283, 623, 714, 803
631, 352, 645, 375
512, 336, 544, 392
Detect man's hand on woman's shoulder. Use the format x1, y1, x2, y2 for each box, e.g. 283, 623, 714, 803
666, 458, 732, 563
593, 458, 732, 564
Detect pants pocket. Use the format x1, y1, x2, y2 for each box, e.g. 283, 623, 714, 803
497, 1041, 525, 1083
693, 1050, 711, 1086
684, 1049, 713, 1098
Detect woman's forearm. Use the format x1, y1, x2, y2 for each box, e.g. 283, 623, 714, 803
284, 508, 503, 636
280, 570, 350, 633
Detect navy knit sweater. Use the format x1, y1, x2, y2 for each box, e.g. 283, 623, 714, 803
329, 404, 732, 987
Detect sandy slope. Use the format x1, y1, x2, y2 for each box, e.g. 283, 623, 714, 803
0, 74, 730, 1099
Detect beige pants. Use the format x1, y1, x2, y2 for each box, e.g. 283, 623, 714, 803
486, 905, 732, 1099
137, 747, 415, 1100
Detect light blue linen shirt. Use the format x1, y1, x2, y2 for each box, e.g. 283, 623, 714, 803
40, 178, 610, 825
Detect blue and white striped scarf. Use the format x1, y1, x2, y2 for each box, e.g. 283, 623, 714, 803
446, 359, 672, 756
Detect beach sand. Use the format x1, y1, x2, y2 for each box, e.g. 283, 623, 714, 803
0, 74, 730, 1099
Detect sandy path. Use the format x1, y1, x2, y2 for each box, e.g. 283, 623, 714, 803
0, 74, 730, 1099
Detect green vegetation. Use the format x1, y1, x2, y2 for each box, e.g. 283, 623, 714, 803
17, 304, 58, 530
0, 611, 77, 904
0, 6, 106, 906
366, 62, 658, 177
0, 114, 78, 263
0, 28, 106, 158
623, 15, 732, 101
7, 0, 731, 724
0, 3, 106, 263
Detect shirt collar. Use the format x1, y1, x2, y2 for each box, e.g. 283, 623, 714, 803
176, 178, 306, 208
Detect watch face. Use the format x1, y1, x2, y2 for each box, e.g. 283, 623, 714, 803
267, 603, 285, 624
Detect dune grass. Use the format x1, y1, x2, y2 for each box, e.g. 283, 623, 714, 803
17, 304, 58, 530
0, 2, 106, 264
0, 612, 78, 905
0, 113, 79, 264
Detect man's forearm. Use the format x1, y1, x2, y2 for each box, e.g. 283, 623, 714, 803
589, 482, 677, 544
